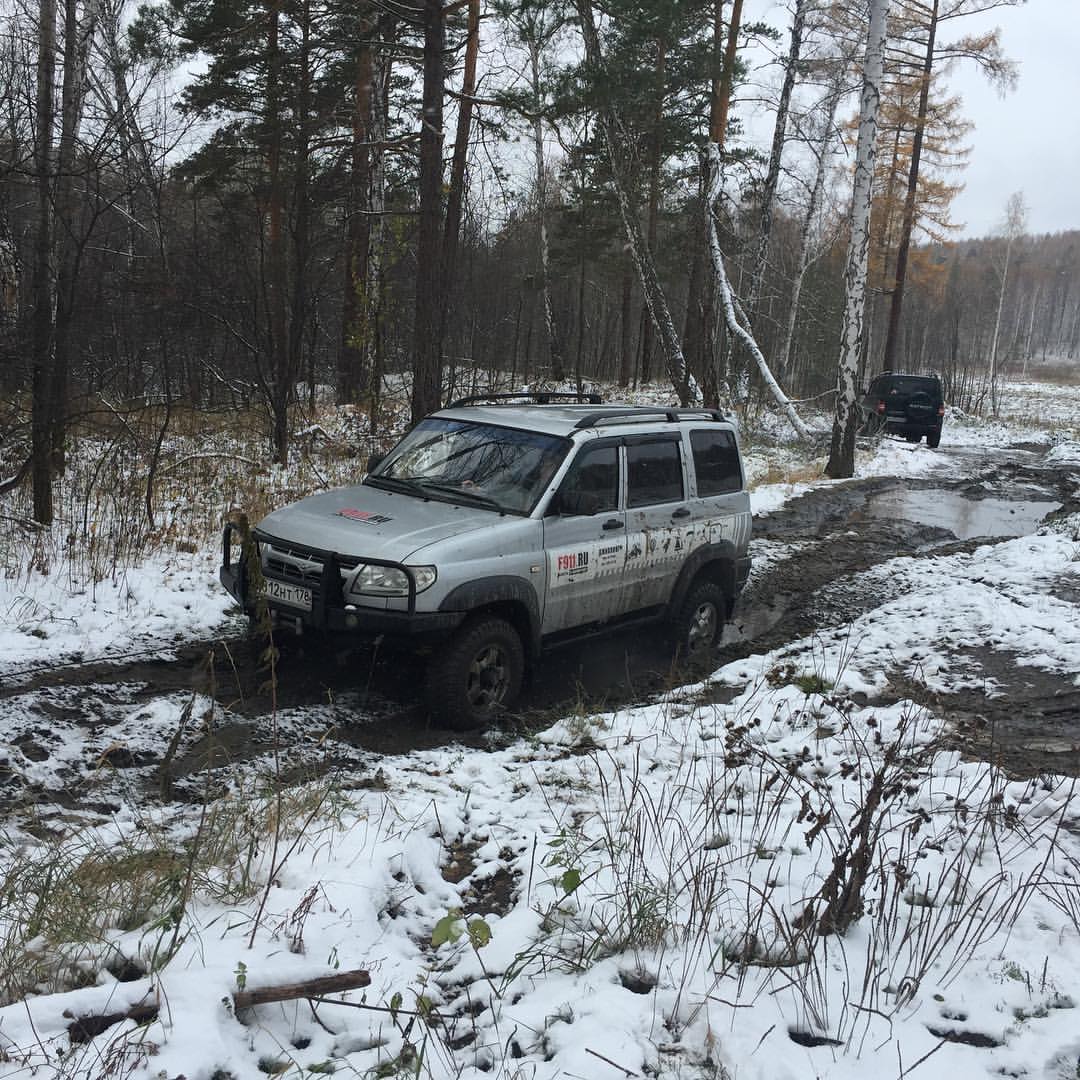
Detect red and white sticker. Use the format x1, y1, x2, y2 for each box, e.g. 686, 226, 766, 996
337, 508, 393, 525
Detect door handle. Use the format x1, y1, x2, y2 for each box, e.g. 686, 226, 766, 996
671, 507, 691, 520
602, 518, 624, 531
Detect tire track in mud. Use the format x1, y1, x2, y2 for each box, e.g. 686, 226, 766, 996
3, 445, 1078, 822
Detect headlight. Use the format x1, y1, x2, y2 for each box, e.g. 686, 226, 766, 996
350, 564, 437, 597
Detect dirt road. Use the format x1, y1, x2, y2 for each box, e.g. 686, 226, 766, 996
2, 440, 1078, 827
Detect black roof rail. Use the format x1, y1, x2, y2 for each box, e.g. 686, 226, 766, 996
446, 391, 603, 408
572, 407, 729, 429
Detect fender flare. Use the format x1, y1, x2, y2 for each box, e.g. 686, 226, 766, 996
439, 575, 542, 656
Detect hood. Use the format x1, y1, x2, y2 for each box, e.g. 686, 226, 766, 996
256, 484, 497, 562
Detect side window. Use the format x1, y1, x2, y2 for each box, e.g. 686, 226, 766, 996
627, 441, 683, 508
559, 445, 619, 512
690, 430, 742, 496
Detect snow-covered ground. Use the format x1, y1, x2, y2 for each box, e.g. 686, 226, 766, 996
1, 378, 1079, 1080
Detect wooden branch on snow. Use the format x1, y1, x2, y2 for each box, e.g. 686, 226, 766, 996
232, 969, 371, 1009
65, 968, 371, 1044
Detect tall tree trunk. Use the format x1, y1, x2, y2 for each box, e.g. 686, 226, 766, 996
574, 0, 696, 405
266, 0, 290, 462
881, 0, 939, 372
825, 0, 889, 479
51, 0, 101, 469
619, 255, 633, 386
441, 0, 479, 356
367, 15, 394, 421
528, 37, 562, 381
411, 0, 445, 423
31, 0, 58, 525
290, 0, 312, 408
778, 80, 841, 385
743, 0, 806, 326
704, 0, 806, 435
338, 13, 376, 405
638, 36, 666, 389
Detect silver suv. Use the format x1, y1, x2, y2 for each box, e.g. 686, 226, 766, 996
220, 394, 752, 726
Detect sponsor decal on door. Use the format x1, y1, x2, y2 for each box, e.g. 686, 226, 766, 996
549, 537, 627, 587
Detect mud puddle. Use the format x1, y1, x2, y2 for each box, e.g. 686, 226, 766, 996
859, 490, 1060, 541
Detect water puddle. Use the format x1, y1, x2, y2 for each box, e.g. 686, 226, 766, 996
861, 490, 1060, 541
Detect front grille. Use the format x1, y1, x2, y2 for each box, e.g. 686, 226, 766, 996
261, 538, 361, 601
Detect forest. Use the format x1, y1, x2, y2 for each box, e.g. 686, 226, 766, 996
1, 0, 1078, 523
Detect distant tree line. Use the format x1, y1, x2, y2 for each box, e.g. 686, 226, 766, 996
0, 0, 1076, 523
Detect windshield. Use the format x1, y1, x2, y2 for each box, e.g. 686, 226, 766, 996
368, 418, 570, 514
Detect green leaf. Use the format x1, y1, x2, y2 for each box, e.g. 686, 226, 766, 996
431, 912, 463, 947
561, 869, 582, 895
467, 918, 492, 950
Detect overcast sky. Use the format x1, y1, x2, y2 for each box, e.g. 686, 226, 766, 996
942, 0, 1079, 237
743, 0, 1079, 240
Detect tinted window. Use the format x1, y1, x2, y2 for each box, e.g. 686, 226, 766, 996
877, 376, 940, 398
691, 430, 742, 496
561, 445, 619, 512
627, 441, 683, 507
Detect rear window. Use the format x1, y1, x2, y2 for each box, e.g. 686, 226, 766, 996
876, 376, 940, 397
691, 430, 742, 496
627, 441, 684, 507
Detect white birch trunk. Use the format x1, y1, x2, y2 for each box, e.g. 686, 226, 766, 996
528, 39, 562, 383
825, 0, 889, 479
778, 81, 841, 384
705, 143, 810, 441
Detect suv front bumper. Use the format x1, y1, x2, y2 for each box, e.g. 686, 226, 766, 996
219, 523, 463, 639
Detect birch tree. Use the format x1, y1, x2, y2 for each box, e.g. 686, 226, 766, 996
704, 0, 810, 439
825, 0, 889, 479
742, 0, 810, 330
988, 189, 1026, 414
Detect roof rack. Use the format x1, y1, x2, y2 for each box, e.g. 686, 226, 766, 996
572, 407, 728, 429
447, 391, 603, 408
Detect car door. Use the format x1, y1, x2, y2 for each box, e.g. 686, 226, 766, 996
541, 441, 627, 634
623, 435, 689, 610
688, 427, 751, 551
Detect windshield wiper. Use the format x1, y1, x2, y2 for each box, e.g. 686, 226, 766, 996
363, 475, 424, 495
365, 474, 503, 511
414, 481, 503, 511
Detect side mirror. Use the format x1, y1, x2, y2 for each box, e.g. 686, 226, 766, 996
555, 490, 601, 516
367, 453, 385, 473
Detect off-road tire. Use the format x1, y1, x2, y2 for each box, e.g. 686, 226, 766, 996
926, 429, 941, 449
668, 580, 726, 667
426, 616, 524, 730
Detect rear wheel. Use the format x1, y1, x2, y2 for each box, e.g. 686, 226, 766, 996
926, 429, 942, 449
426, 616, 524, 730
669, 580, 726, 666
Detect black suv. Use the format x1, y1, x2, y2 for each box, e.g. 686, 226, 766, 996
859, 372, 944, 447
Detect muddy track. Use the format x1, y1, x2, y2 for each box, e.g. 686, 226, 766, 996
2, 441, 1078, 823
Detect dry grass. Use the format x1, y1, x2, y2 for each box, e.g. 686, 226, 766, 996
0, 772, 354, 1006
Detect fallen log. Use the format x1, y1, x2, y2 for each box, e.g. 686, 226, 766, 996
65, 968, 371, 1043
232, 969, 371, 1010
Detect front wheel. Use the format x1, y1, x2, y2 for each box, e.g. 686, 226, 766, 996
669, 580, 726, 666
426, 616, 524, 730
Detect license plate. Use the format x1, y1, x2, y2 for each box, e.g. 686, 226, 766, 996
264, 579, 312, 611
